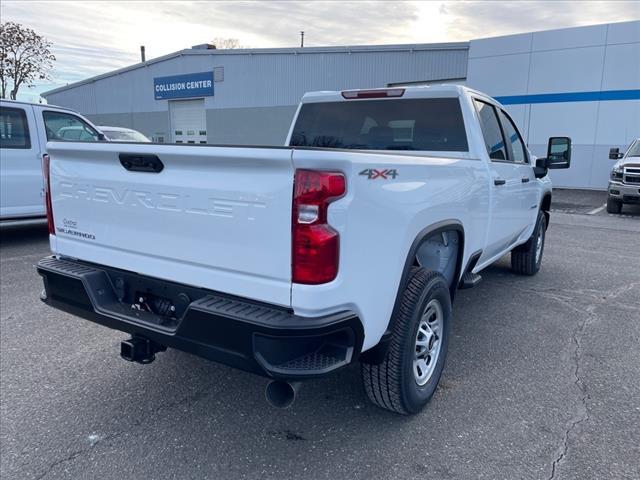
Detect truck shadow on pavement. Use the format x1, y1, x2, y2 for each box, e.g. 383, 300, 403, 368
0, 222, 48, 249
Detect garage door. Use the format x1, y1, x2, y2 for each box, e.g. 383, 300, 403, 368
170, 99, 207, 144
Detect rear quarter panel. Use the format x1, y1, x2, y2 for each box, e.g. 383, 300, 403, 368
291, 149, 490, 350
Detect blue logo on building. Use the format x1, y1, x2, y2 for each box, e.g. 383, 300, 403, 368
154, 71, 214, 100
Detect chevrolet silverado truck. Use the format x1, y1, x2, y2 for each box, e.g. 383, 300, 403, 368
607, 138, 640, 213
36, 85, 571, 414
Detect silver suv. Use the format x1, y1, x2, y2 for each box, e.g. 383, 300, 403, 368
607, 138, 640, 214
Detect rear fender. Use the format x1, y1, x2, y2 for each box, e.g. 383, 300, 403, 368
360, 220, 465, 364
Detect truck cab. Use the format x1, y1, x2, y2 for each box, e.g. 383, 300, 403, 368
0, 99, 103, 221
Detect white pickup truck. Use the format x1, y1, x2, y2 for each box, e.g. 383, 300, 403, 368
0, 99, 105, 222
36, 85, 571, 414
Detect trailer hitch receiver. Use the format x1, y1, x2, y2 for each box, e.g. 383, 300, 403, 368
120, 336, 166, 364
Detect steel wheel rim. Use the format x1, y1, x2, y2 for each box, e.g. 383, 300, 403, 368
535, 224, 544, 264
413, 299, 443, 386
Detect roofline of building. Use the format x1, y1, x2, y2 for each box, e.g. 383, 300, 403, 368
41, 41, 470, 97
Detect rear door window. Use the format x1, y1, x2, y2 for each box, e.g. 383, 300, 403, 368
0, 106, 31, 149
473, 100, 508, 161
290, 98, 468, 152
43, 111, 99, 142
497, 109, 528, 163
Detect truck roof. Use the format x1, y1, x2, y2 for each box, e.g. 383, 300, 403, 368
300, 84, 497, 105
0, 98, 79, 113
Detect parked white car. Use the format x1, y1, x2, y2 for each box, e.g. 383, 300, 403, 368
98, 126, 151, 143
36, 85, 571, 413
0, 99, 103, 221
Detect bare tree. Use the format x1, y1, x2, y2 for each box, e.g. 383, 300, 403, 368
211, 37, 243, 49
0, 22, 55, 100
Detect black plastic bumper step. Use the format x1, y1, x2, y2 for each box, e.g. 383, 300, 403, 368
460, 271, 482, 289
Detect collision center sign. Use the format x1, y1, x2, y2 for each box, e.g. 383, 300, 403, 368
153, 71, 214, 100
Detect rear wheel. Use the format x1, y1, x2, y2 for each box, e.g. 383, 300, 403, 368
361, 267, 451, 415
606, 197, 622, 214
511, 210, 546, 276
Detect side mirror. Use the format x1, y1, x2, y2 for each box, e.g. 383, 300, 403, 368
609, 147, 623, 160
97, 133, 107, 141
533, 158, 548, 178
546, 137, 571, 169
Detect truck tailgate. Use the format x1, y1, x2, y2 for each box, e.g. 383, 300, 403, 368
46, 142, 294, 307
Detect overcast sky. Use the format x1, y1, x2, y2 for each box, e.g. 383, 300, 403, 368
2, 0, 638, 102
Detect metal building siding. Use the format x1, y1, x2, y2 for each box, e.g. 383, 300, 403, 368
206, 48, 468, 109
47, 83, 98, 114
45, 45, 468, 114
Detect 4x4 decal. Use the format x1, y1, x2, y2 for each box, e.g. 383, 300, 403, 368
359, 168, 399, 180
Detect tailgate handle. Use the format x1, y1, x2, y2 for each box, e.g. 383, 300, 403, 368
119, 154, 164, 173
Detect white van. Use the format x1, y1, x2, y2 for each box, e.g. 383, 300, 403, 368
0, 99, 104, 221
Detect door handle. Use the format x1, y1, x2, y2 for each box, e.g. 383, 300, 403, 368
119, 154, 164, 173
521, 176, 530, 183
494, 178, 506, 186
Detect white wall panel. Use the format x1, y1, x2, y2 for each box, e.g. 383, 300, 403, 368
468, 32, 531, 58
466, 54, 530, 96
528, 47, 606, 94
531, 24, 607, 51
607, 20, 640, 45
601, 43, 640, 90
528, 102, 599, 144
595, 100, 640, 145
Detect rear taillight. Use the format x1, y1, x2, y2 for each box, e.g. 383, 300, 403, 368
42, 154, 55, 235
341, 88, 405, 99
292, 170, 346, 284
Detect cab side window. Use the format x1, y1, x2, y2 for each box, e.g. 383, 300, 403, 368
0, 107, 31, 149
43, 111, 99, 142
497, 109, 528, 164
473, 100, 507, 161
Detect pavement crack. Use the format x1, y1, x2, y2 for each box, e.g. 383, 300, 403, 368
34, 451, 84, 480
490, 279, 639, 479
33, 431, 120, 480
548, 302, 593, 480
493, 281, 626, 480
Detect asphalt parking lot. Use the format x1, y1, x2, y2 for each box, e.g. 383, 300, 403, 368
1, 191, 639, 480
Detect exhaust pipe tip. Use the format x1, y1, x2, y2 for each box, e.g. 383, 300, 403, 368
265, 380, 300, 409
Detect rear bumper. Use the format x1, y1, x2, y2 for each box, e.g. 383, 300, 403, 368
37, 256, 363, 380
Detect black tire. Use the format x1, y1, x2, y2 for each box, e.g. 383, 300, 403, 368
606, 197, 622, 214
361, 267, 452, 415
511, 210, 547, 276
